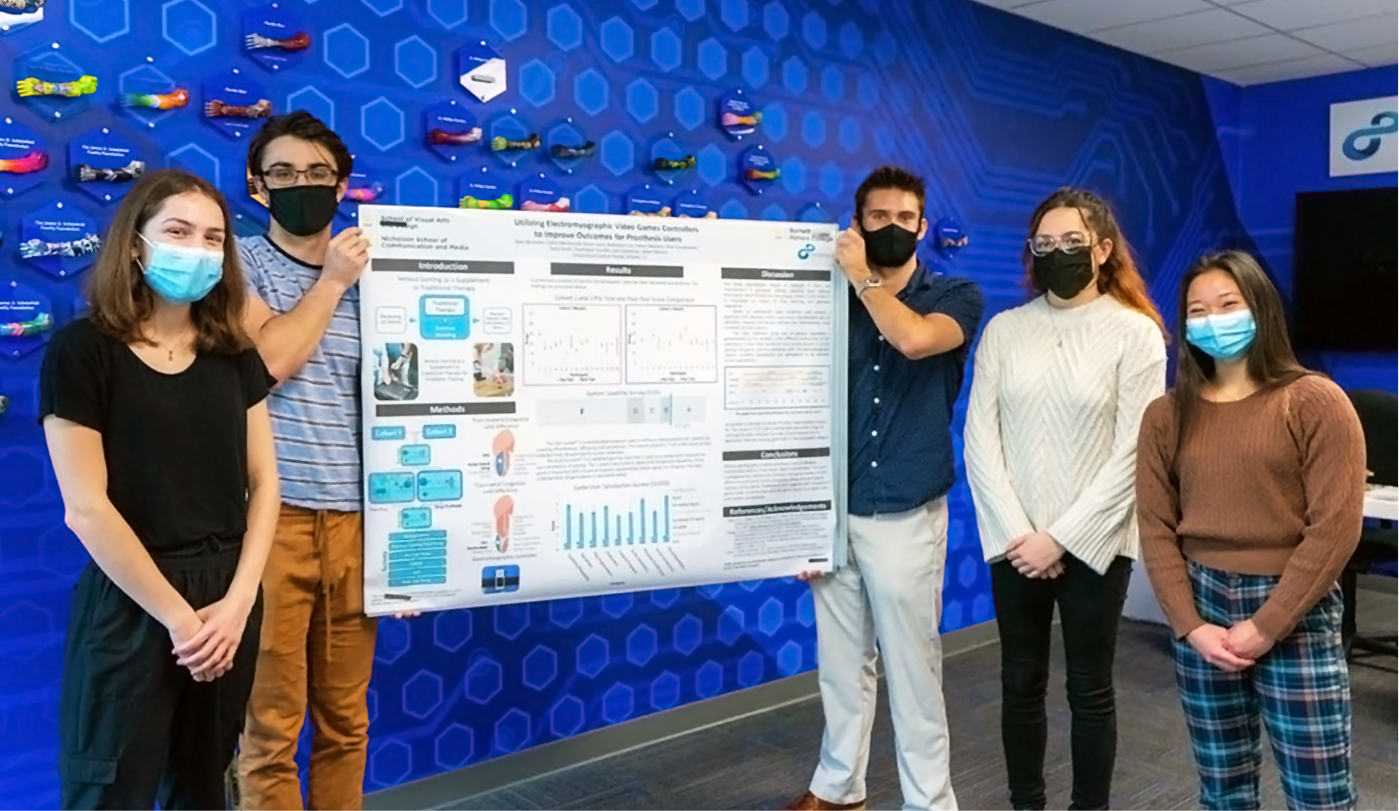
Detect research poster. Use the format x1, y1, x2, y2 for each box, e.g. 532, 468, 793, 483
358, 205, 846, 615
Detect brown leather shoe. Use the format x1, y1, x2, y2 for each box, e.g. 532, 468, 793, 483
780, 790, 867, 810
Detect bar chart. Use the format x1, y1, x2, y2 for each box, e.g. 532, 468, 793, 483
561, 494, 673, 550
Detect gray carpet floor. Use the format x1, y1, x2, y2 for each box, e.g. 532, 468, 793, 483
449, 590, 1397, 810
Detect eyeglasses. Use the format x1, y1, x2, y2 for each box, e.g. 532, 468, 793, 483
1027, 232, 1094, 257
261, 164, 338, 187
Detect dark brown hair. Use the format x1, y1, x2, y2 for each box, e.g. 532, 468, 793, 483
247, 110, 353, 179
854, 165, 926, 223
1172, 250, 1312, 442
86, 169, 250, 354
1023, 188, 1167, 337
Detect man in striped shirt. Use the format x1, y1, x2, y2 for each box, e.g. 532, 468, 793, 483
236, 111, 377, 811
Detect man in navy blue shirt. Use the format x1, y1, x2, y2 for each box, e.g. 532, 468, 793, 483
784, 166, 984, 811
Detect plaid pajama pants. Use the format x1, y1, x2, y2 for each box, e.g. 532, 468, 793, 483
1173, 561, 1356, 811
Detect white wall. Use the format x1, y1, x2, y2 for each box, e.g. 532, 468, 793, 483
1124, 565, 1167, 624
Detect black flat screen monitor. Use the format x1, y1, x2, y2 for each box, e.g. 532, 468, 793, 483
1292, 187, 1397, 352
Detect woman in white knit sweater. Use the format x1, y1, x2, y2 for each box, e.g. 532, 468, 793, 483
963, 188, 1168, 811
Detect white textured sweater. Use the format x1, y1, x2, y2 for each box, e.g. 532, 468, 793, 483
963, 294, 1167, 574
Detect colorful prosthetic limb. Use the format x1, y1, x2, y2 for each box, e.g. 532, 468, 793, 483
344, 182, 385, 203
490, 133, 541, 153
520, 198, 570, 213
0, 0, 44, 13
0, 151, 48, 174
19, 233, 101, 259
16, 75, 97, 98
629, 206, 673, 217
429, 127, 484, 145
204, 98, 272, 119
1, 311, 52, 337
745, 167, 780, 181
653, 155, 696, 172
551, 141, 595, 159
459, 193, 515, 210
122, 88, 189, 110
722, 111, 763, 128
75, 160, 145, 183
244, 31, 311, 51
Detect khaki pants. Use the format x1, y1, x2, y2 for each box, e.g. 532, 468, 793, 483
238, 506, 378, 810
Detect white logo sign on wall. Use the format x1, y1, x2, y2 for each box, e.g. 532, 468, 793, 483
1329, 95, 1398, 177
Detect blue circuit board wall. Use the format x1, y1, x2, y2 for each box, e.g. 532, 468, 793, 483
0, 0, 1250, 806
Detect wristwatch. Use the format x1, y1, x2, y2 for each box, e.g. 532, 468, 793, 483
855, 274, 882, 298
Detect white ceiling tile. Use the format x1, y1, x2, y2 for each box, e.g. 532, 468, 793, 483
1347, 44, 1399, 66
1013, 0, 1213, 33
1291, 13, 1399, 51
1225, 0, 1394, 31
1211, 52, 1366, 84
1155, 32, 1326, 71
1091, 8, 1272, 54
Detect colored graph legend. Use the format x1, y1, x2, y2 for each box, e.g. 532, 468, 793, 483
562, 495, 672, 550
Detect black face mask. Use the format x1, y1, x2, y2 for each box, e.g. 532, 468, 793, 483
862, 222, 920, 270
1032, 249, 1096, 300
267, 185, 340, 237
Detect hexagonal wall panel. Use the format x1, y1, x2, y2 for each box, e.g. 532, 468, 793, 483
839, 116, 862, 153
362, 0, 403, 16
650, 671, 681, 710
696, 143, 727, 187
840, 21, 864, 58
721, 0, 749, 31
394, 36, 438, 89
857, 72, 880, 109
489, 0, 527, 42
72, 0, 129, 43
464, 656, 503, 704
802, 10, 827, 50
782, 57, 808, 94
819, 161, 843, 199
757, 597, 784, 636
763, 0, 790, 40
673, 614, 702, 655
519, 59, 556, 108
624, 79, 658, 124
674, 87, 705, 131
738, 650, 765, 687
676, 0, 705, 22
15, 47, 96, 122
576, 633, 609, 678
742, 47, 769, 89
324, 23, 371, 79
874, 30, 897, 67
802, 110, 826, 148
573, 69, 609, 116
546, 4, 582, 51
575, 184, 608, 213
522, 645, 558, 691
600, 17, 635, 63
780, 156, 807, 194
601, 683, 634, 724
401, 671, 443, 720
369, 740, 411, 787
761, 202, 787, 221
168, 143, 220, 189
719, 198, 749, 219
821, 66, 844, 101
626, 624, 658, 666
494, 602, 529, 640
162, 0, 215, 56
603, 593, 633, 619
37, 524, 86, 579
0, 447, 48, 505
697, 38, 727, 81
427, 0, 468, 29
796, 588, 815, 626
777, 640, 803, 675
650, 588, 680, 609
374, 619, 411, 665
361, 97, 405, 152
549, 695, 585, 738
651, 27, 681, 72
549, 597, 583, 628
717, 605, 745, 645
395, 166, 438, 207
287, 86, 336, 130
434, 723, 474, 771
696, 660, 724, 698
494, 708, 531, 753
432, 609, 473, 652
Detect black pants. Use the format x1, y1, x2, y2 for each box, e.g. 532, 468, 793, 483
59, 542, 262, 810
991, 554, 1132, 811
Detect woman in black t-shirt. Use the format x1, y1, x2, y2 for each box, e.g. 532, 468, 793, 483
39, 169, 280, 809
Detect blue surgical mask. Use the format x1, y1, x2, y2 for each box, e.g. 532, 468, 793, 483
139, 235, 224, 304
1185, 309, 1256, 361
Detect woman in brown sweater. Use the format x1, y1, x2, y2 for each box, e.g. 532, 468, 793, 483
1136, 250, 1365, 811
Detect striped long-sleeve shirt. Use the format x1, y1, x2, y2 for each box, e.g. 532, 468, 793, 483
240, 234, 363, 512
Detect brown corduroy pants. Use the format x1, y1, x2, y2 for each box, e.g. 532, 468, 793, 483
237, 506, 378, 811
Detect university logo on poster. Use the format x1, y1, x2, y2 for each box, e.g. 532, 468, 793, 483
1329, 95, 1398, 177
